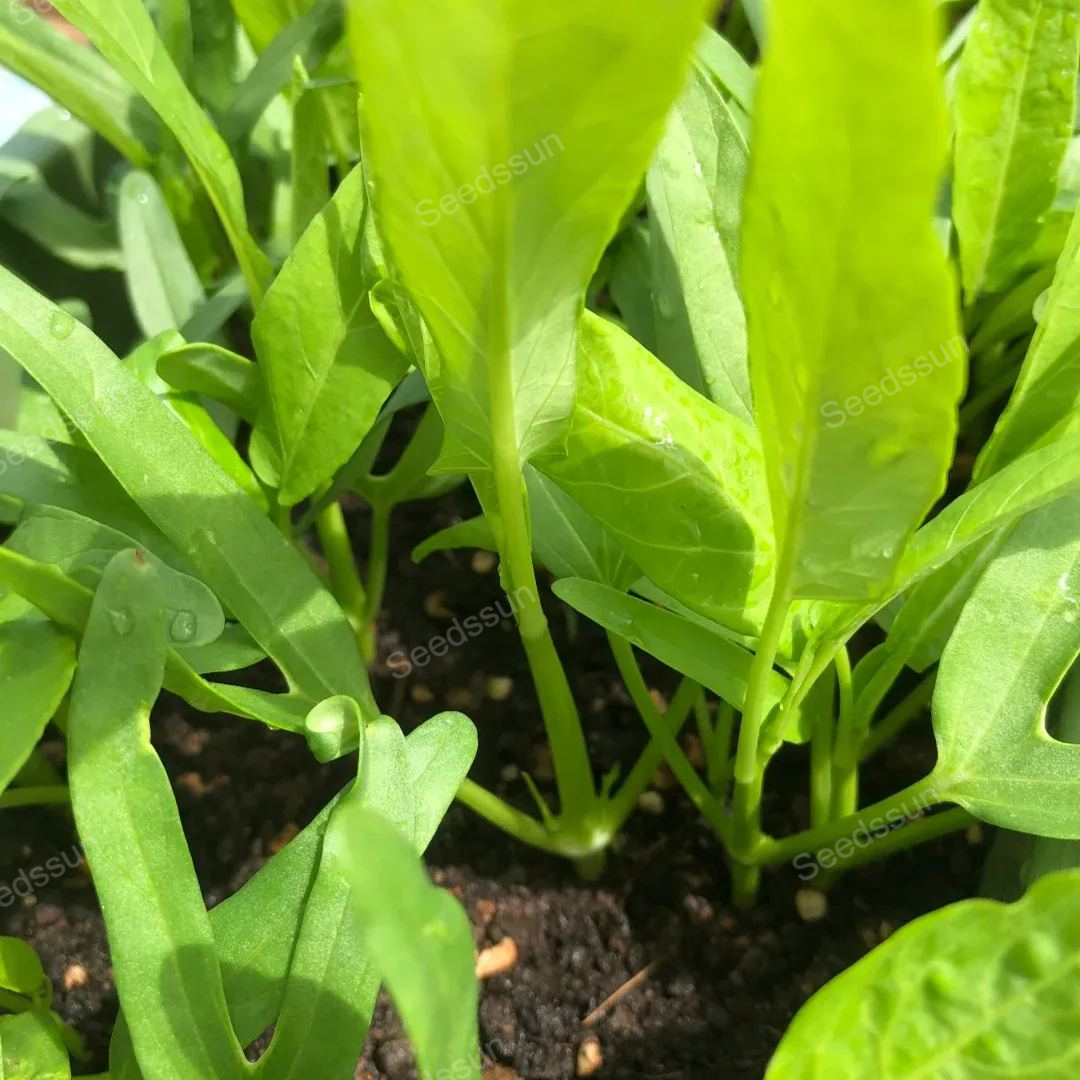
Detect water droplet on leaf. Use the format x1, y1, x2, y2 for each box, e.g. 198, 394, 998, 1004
49, 311, 76, 341
169, 610, 198, 644
108, 608, 135, 636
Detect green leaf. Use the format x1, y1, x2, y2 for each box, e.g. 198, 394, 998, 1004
932, 494, 1080, 837
412, 517, 498, 566
0, 542, 314, 737
0, 938, 49, 1006
253, 163, 407, 507
0, 268, 373, 712
767, 869, 1080, 1078
816, 432, 1080, 648
7, 506, 226, 648
60, 0, 273, 303
117, 171, 206, 339
324, 800, 480, 1080
288, 60, 331, 245
0, 6, 154, 167
402, 711, 478, 851
157, 343, 260, 425
537, 313, 774, 637
0, 164, 123, 272
742, 0, 965, 601
349, 0, 710, 478
977, 206, 1080, 478
219, 0, 343, 144
554, 578, 808, 742
525, 467, 639, 590
953, 0, 1080, 299
0, 1011, 70, 1080
67, 551, 247, 1079
0, 614, 75, 799
646, 64, 751, 418
110, 710, 476, 1080
694, 25, 756, 113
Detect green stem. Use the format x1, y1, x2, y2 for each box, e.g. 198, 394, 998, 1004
608, 634, 730, 841
0, 785, 71, 811
810, 704, 833, 828
861, 672, 936, 761
813, 807, 975, 881
755, 775, 942, 868
489, 376, 594, 831
830, 646, 858, 818
315, 501, 371, 658
730, 584, 792, 904
362, 502, 392, 645
708, 699, 736, 797
455, 779, 564, 857
605, 670, 702, 836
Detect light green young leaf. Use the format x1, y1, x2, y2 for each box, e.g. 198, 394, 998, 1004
412, 517, 497, 566
349, 0, 710, 479
117, 170, 205, 339
219, 0, 343, 144
157, 343, 260, 425
743, 0, 964, 601
325, 800, 480, 1080
767, 869, 1080, 1078
253, 163, 407, 507
525, 467, 640, 591
0, 1010, 70, 1080
815, 432, 1080, 648
60, 0, 273, 303
0, 7, 154, 167
0, 608, 71, 802
976, 205, 1080, 479
694, 25, 755, 114
537, 313, 774, 637
68, 551, 248, 1079
647, 64, 750, 418
932, 494, 1080, 837
953, 0, 1080, 299
0, 936, 49, 1005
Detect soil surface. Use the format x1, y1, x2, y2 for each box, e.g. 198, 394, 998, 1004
0, 472, 986, 1079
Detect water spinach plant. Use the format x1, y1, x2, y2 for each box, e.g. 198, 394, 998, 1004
2, 0, 1080, 1074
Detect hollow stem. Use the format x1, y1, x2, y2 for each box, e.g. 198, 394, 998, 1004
830, 646, 858, 818
315, 501, 371, 658
362, 502, 392, 650
810, 705, 834, 829
730, 584, 791, 904
754, 774, 943, 868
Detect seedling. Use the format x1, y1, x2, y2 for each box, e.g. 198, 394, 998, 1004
1, 1, 1080, 1074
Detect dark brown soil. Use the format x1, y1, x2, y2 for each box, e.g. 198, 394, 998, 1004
0, 479, 986, 1079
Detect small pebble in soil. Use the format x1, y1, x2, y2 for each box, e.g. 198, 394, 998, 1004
410, 684, 435, 704
486, 676, 514, 702
499, 763, 521, 784
637, 791, 665, 816
472, 550, 497, 574
424, 590, 454, 618
576, 1035, 604, 1077
795, 888, 829, 922
476, 937, 519, 979
483, 1067, 521, 1080
62, 963, 88, 991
